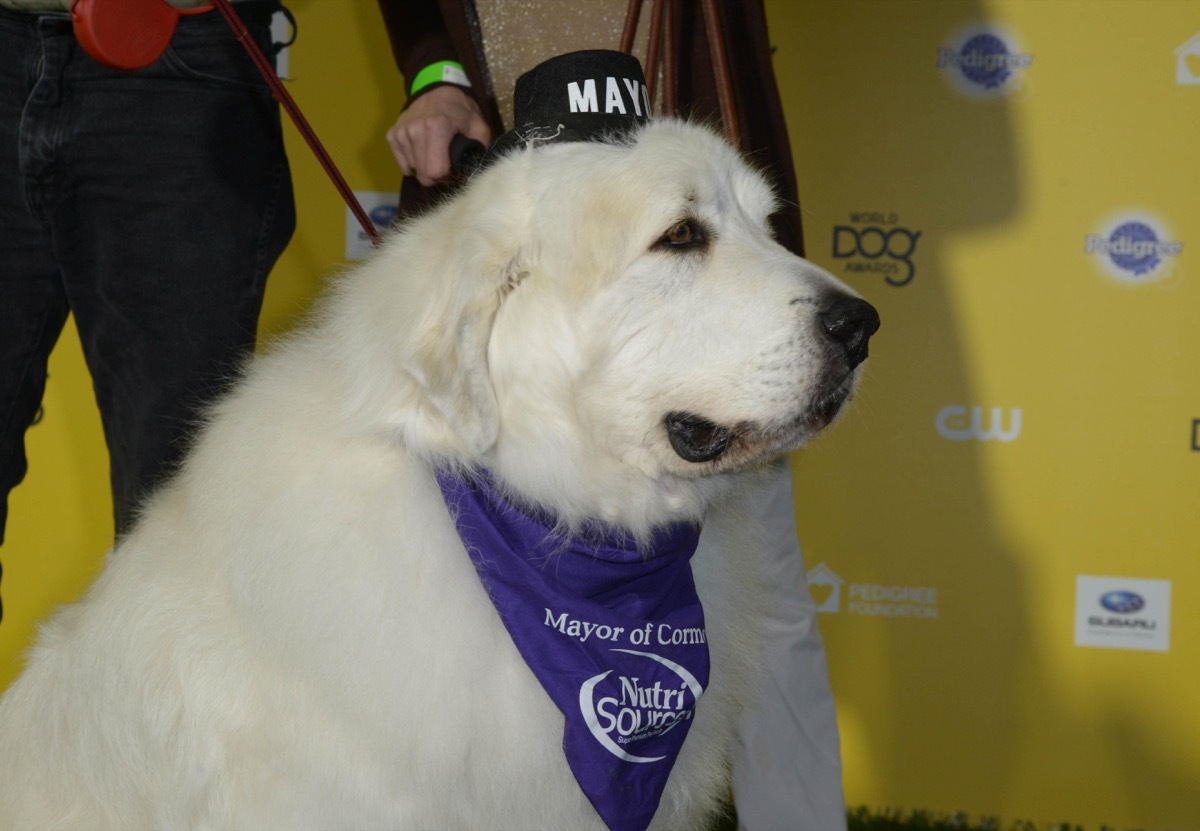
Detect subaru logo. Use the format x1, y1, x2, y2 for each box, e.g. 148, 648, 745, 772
1100, 590, 1145, 615
369, 204, 399, 227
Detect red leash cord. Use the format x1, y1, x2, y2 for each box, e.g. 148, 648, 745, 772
210, 0, 382, 247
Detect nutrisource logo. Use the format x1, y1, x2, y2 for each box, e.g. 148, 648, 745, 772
580, 648, 704, 762
1085, 213, 1183, 284
938, 24, 1032, 97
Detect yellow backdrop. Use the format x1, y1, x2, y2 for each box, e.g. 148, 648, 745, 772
1, 2, 1195, 829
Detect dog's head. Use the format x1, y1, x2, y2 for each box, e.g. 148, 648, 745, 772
335, 121, 878, 530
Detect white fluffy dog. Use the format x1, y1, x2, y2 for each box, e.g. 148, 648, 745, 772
0, 120, 877, 829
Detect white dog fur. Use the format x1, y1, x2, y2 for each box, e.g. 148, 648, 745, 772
0, 120, 871, 829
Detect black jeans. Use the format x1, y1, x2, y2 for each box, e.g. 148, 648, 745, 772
0, 2, 295, 557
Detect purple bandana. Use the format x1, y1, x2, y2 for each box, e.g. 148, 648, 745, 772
435, 467, 709, 831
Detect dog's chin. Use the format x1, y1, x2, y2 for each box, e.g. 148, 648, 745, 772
665, 374, 858, 470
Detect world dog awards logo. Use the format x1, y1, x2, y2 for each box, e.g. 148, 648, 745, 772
1085, 213, 1183, 284
832, 211, 922, 287
938, 24, 1032, 97
1074, 575, 1172, 652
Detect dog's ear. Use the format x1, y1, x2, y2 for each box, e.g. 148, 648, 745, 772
403, 257, 514, 456
394, 182, 535, 457
329, 164, 532, 458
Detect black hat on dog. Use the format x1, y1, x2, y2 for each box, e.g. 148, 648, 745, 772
486, 50, 652, 162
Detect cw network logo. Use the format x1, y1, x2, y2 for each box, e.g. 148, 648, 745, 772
1085, 213, 1183, 284
936, 406, 1022, 442
831, 211, 922, 287
938, 23, 1032, 97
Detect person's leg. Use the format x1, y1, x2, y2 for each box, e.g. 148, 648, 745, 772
51, 4, 295, 535
0, 9, 73, 560
733, 462, 847, 831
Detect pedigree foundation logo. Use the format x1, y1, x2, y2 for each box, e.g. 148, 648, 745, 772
1176, 32, 1200, 85
808, 564, 939, 620
831, 211, 922, 287
1085, 212, 1183, 284
938, 24, 1032, 98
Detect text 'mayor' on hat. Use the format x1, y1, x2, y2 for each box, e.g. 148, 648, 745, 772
487, 50, 652, 161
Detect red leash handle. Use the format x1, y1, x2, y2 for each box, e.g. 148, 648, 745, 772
210, 0, 382, 247
71, 0, 212, 70
71, 0, 382, 248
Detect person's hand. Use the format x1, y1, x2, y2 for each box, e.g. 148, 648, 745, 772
387, 85, 492, 186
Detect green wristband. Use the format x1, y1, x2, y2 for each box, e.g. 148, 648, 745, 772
410, 61, 470, 97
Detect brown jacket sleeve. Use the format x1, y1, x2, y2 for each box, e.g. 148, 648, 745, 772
377, 0, 505, 218
376, 0, 459, 89
376, 0, 500, 125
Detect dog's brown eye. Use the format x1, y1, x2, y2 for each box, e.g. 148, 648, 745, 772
659, 219, 706, 249
666, 221, 694, 245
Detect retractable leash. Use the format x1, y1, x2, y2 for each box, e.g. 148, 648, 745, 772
70, 0, 383, 247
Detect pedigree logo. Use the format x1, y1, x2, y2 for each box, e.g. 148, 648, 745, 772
831, 211, 922, 287
936, 405, 1022, 442
938, 24, 1032, 98
1085, 213, 1183, 284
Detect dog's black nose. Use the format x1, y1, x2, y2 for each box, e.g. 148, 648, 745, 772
819, 295, 880, 369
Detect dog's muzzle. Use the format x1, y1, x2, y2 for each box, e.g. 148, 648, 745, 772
818, 295, 880, 370
664, 294, 880, 466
